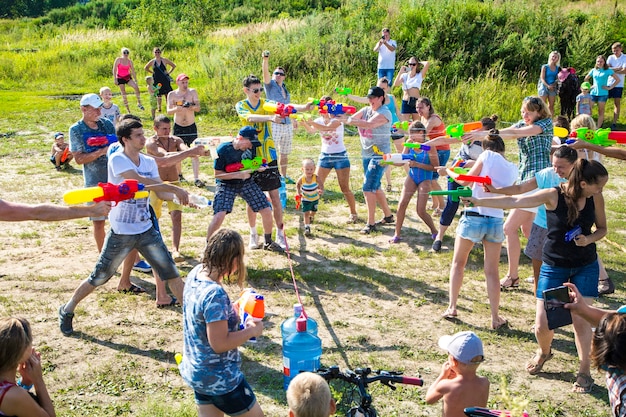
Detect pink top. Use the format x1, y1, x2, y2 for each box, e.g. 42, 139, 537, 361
116, 63, 131, 78
0, 380, 17, 416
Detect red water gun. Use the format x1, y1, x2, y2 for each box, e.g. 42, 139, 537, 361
263, 102, 297, 118
454, 174, 492, 185
63, 179, 149, 205
224, 156, 268, 173
295, 194, 302, 210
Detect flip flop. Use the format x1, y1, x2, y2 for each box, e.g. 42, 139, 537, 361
118, 284, 146, 295
441, 308, 458, 320
157, 296, 180, 308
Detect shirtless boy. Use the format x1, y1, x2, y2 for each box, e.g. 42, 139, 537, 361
167, 73, 204, 187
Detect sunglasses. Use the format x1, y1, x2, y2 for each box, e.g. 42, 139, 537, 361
408, 63, 417, 66
154, 51, 161, 53
524, 96, 541, 105
274, 72, 285, 76
123, 51, 129, 55
248, 88, 263, 94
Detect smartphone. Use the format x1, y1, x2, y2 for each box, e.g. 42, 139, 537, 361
543, 285, 572, 330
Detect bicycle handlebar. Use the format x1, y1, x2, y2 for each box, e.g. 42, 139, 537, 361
316, 366, 424, 388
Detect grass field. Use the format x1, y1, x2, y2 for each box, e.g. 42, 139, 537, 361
0, 87, 624, 416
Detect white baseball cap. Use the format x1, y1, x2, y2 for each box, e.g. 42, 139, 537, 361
80, 93, 103, 108
438, 331, 484, 364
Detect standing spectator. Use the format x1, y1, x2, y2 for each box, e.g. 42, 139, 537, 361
50, 132, 72, 171
577, 82, 593, 116
341, 86, 394, 235
99, 87, 120, 125
300, 96, 359, 224
146, 115, 194, 262
607, 42, 626, 129
112, 47, 143, 113
262, 51, 310, 183
144, 47, 176, 114
236, 74, 287, 250
167, 73, 205, 187
58, 118, 190, 336
584, 55, 619, 128
373, 28, 397, 81
393, 57, 429, 123
538, 51, 561, 117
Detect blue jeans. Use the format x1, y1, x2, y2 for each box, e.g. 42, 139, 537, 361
536, 260, 599, 299
378, 68, 395, 82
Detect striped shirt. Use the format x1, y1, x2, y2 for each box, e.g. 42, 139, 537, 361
300, 174, 320, 202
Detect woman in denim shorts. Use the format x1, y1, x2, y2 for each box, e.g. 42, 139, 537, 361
441, 131, 517, 330
301, 96, 359, 223
470, 159, 608, 394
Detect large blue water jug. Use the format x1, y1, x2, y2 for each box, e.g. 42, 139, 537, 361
281, 303, 318, 339
279, 176, 287, 209
282, 324, 322, 390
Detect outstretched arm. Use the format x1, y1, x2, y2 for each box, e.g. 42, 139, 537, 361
0, 199, 110, 222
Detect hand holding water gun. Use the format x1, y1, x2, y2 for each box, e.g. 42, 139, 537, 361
224, 156, 268, 173
63, 179, 149, 205
565, 127, 626, 147
234, 289, 265, 341
429, 186, 472, 202
295, 194, 302, 210
335, 87, 352, 95
153, 83, 162, 98
263, 101, 297, 118
83, 133, 118, 153
321, 102, 357, 116
446, 121, 483, 139
392, 121, 410, 132
382, 152, 423, 165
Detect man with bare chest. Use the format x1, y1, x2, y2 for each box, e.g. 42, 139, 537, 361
167, 73, 204, 187
146, 115, 191, 262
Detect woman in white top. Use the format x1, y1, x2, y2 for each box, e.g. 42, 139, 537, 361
393, 56, 429, 123
442, 131, 518, 330
301, 96, 359, 223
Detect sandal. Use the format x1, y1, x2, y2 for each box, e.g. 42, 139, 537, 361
526, 349, 553, 375
118, 284, 146, 294
441, 308, 458, 320
598, 277, 615, 295
375, 215, 394, 225
572, 372, 594, 393
157, 296, 180, 309
386, 184, 392, 192
388, 236, 402, 244
500, 275, 520, 290
346, 214, 359, 224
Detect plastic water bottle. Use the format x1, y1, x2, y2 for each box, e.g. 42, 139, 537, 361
282, 318, 322, 390
173, 194, 212, 208
279, 176, 287, 209
281, 303, 318, 339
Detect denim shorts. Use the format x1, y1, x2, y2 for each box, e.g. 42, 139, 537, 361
194, 378, 257, 415
524, 223, 548, 261
362, 157, 386, 192
318, 151, 351, 170
536, 260, 599, 299
213, 180, 270, 214
401, 98, 418, 114
537, 81, 557, 97
433, 149, 451, 180
88, 227, 178, 286
609, 87, 623, 99
457, 212, 504, 243
591, 95, 609, 103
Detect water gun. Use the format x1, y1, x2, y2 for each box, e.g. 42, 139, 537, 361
263, 101, 297, 118
83, 133, 118, 153
392, 121, 410, 131
464, 407, 529, 417
335, 87, 352, 95
153, 83, 162, 98
234, 289, 265, 341
291, 113, 313, 121
445, 121, 484, 139
403, 142, 431, 151
454, 174, 492, 185
321, 103, 356, 116
381, 152, 422, 165
554, 126, 569, 138
565, 127, 626, 147
307, 97, 322, 105
429, 186, 472, 202
224, 156, 268, 173
565, 225, 582, 242
61, 147, 70, 163
295, 194, 302, 210
63, 179, 149, 205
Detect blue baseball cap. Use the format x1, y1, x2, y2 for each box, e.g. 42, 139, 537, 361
238, 126, 262, 147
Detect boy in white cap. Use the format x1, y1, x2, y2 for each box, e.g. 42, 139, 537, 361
425, 331, 490, 417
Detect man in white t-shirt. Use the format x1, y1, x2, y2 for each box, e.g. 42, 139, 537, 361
607, 42, 626, 129
58, 118, 190, 336
373, 28, 397, 82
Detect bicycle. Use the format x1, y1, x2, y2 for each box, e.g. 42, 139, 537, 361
315, 366, 423, 417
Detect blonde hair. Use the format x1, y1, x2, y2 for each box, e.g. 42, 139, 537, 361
0, 317, 32, 373
570, 114, 597, 131
287, 372, 332, 417
547, 50, 561, 67
99, 86, 111, 95
302, 158, 315, 168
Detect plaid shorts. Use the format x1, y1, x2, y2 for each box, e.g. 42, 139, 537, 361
272, 122, 294, 154
213, 179, 270, 214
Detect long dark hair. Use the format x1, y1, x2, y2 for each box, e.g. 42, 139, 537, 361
591, 312, 626, 372
481, 129, 505, 153
561, 159, 608, 225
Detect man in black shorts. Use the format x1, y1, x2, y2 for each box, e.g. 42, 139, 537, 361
206, 126, 283, 252
167, 73, 205, 187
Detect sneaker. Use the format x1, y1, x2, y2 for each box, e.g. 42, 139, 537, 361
347, 214, 359, 224
58, 304, 74, 336
432, 240, 442, 252
304, 225, 312, 236
249, 234, 261, 250
132, 260, 152, 273
360, 224, 377, 234
284, 176, 296, 185
375, 215, 394, 226
598, 277, 615, 295
138, 104, 145, 111
275, 231, 287, 249
194, 179, 206, 188
263, 241, 285, 253
178, 174, 188, 183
